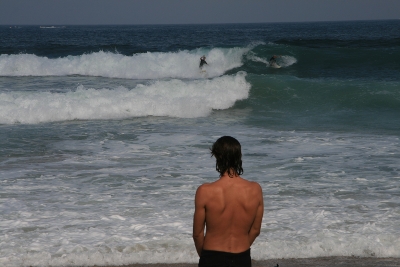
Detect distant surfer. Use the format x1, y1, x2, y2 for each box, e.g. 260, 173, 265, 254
199, 55, 208, 69
269, 55, 281, 68
269, 55, 279, 65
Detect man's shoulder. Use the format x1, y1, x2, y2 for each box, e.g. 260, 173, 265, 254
251, 181, 263, 193
196, 180, 224, 195
197, 181, 219, 191
239, 178, 263, 196
196, 182, 212, 193
195, 182, 220, 204
197, 178, 261, 192
240, 177, 262, 187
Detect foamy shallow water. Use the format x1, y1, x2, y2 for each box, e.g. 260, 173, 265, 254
1, 117, 400, 266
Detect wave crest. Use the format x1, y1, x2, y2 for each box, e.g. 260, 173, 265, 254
0, 72, 250, 124
0, 47, 249, 79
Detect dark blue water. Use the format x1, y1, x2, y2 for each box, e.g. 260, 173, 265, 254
1, 21, 399, 133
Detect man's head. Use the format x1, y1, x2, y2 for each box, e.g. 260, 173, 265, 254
210, 136, 243, 177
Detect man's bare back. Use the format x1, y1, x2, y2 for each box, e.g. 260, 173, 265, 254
193, 136, 264, 267
193, 173, 264, 255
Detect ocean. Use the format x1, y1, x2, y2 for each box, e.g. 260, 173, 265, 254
0, 20, 399, 267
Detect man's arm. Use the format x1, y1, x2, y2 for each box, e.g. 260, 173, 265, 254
193, 185, 207, 257
248, 183, 264, 246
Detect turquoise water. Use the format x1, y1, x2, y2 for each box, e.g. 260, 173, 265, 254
0, 21, 400, 266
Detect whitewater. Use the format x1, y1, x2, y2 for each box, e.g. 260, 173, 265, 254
0, 47, 248, 79
0, 72, 249, 124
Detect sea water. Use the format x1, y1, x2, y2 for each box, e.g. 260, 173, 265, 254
0, 21, 400, 266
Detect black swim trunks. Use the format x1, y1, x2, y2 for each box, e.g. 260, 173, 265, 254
198, 249, 251, 267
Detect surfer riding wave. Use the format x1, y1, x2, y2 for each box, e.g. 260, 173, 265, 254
269, 55, 280, 67
200, 55, 208, 69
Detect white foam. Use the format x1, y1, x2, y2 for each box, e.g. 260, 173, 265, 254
279, 55, 298, 67
0, 72, 250, 124
1, 129, 400, 266
0, 46, 248, 79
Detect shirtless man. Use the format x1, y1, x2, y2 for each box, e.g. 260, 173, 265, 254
193, 136, 264, 267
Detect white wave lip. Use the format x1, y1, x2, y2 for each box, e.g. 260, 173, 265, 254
0, 72, 250, 124
0, 47, 248, 79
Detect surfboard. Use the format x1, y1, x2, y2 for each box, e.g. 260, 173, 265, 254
271, 63, 281, 69
200, 69, 207, 78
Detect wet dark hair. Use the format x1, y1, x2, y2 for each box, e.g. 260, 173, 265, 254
210, 136, 243, 177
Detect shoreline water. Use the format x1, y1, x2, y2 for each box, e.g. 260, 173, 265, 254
91, 257, 400, 267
